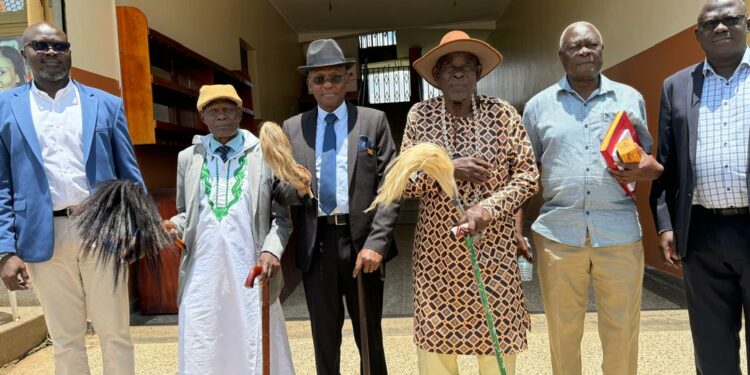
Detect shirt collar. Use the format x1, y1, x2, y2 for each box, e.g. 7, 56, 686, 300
317, 101, 348, 124
30, 79, 76, 102
557, 74, 614, 99
206, 131, 244, 154
703, 46, 750, 77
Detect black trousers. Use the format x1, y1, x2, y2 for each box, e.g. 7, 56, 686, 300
683, 206, 750, 375
302, 218, 387, 375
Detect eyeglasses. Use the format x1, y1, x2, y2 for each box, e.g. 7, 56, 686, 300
698, 15, 747, 32
309, 74, 345, 85
24, 40, 71, 53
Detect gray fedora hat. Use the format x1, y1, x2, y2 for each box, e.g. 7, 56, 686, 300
297, 39, 356, 75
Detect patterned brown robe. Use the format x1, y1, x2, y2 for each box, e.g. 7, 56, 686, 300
402, 95, 539, 355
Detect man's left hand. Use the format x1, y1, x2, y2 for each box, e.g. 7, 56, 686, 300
258, 252, 281, 280
353, 248, 383, 278
608, 144, 664, 184
457, 205, 493, 235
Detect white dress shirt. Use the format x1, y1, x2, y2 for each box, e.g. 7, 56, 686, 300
30, 80, 89, 210
314, 102, 350, 216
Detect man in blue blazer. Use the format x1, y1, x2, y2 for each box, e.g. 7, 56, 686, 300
0, 23, 142, 375
650, 1, 750, 373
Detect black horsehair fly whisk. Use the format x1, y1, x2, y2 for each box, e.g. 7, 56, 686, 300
71, 180, 174, 288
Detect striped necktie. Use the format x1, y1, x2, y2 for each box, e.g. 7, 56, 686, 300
215, 145, 232, 162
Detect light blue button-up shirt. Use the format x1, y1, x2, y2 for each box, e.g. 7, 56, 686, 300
522, 75, 652, 247
315, 102, 349, 216
206, 132, 244, 161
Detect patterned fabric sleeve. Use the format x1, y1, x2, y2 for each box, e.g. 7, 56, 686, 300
478, 105, 540, 219
400, 103, 434, 199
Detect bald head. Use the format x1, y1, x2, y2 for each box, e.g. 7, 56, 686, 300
699, 0, 747, 23
559, 22, 603, 51
22, 22, 66, 45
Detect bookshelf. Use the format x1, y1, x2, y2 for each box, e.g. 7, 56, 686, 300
116, 6, 258, 146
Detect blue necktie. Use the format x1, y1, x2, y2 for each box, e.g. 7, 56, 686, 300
320, 113, 338, 215
215, 145, 232, 162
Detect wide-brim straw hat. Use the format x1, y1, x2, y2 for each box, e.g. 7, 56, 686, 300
196, 84, 242, 111
413, 30, 503, 88
297, 39, 356, 75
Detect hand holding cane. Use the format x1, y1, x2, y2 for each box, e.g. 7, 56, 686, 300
246, 265, 271, 375
368, 143, 507, 375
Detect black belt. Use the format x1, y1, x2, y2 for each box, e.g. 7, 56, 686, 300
320, 214, 349, 226
53, 207, 73, 217
696, 206, 749, 216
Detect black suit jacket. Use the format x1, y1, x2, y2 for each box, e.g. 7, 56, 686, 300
650, 62, 750, 256
282, 102, 399, 272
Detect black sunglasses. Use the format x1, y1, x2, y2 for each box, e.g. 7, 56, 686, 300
24, 40, 71, 53
309, 74, 345, 85
698, 15, 747, 32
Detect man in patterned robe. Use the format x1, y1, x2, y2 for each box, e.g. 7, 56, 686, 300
404, 30, 540, 375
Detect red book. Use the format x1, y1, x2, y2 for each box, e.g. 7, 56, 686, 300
599, 111, 642, 196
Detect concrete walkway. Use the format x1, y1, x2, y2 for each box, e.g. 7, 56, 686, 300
3, 310, 742, 374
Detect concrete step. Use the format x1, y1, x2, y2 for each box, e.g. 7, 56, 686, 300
0, 306, 47, 368
0, 282, 46, 368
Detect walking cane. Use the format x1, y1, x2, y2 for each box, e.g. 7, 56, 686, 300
367, 143, 508, 375
8, 290, 19, 321
246, 265, 271, 375
357, 272, 371, 375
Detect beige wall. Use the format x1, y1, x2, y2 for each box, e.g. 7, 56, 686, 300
63, 0, 121, 81
480, 0, 706, 108
115, 0, 303, 122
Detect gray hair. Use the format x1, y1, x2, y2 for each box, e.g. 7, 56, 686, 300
559, 21, 604, 50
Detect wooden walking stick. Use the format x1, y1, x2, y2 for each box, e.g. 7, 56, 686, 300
368, 143, 508, 375
246, 265, 271, 375
357, 272, 371, 375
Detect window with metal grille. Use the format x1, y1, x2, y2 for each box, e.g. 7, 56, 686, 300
358, 31, 397, 49
363, 58, 410, 104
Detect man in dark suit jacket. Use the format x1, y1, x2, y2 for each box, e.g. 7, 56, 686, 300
650, 1, 750, 373
283, 39, 399, 375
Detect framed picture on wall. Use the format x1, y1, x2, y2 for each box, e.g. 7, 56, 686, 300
0, 36, 30, 91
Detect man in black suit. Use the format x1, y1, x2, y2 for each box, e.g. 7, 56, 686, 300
282, 39, 399, 375
650, 0, 750, 373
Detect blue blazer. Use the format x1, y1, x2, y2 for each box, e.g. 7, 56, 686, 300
0, 81, 144, 263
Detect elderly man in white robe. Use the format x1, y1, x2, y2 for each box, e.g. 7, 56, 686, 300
164, 85, 300, 374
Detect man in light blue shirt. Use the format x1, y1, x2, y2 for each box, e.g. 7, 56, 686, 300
519, 22, 663, 375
